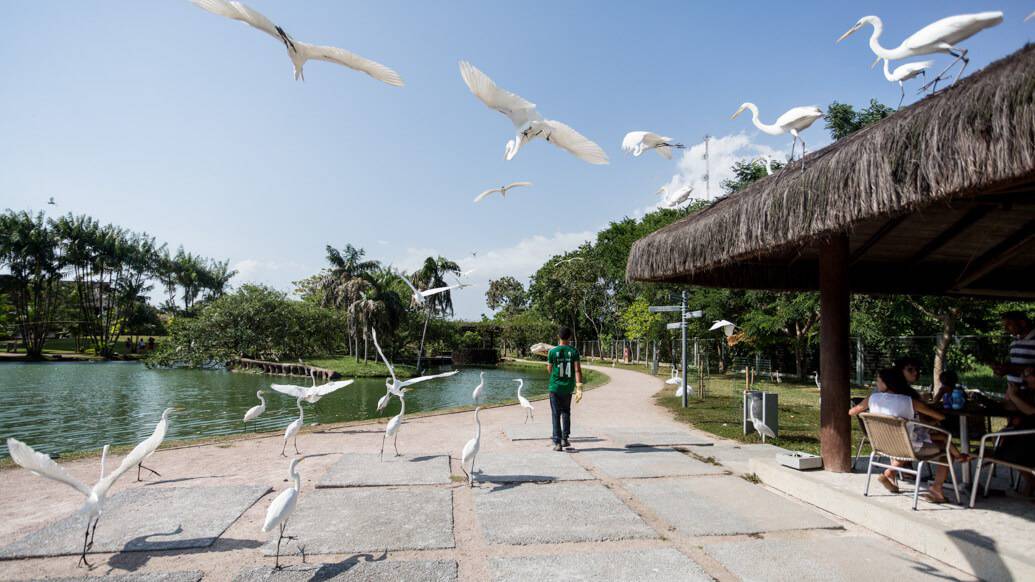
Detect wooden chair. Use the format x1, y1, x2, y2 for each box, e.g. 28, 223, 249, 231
859, 413, 961, 510
969, 428, 1035, 508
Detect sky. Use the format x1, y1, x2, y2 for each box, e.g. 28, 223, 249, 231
2, 1, 1033, 319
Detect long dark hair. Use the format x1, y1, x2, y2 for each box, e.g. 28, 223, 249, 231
877, 368, 922, 400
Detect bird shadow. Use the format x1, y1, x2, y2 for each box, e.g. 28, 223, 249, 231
408, 455, 444, 463
258, 550, 389, 581
478, 477, 559, 493
143, 475, 230, 486
105, 535, 263, 573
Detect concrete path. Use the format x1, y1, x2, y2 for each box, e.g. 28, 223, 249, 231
0, 365, 975, 581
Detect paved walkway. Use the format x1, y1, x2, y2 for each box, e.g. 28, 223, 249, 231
0, 365, 976, 581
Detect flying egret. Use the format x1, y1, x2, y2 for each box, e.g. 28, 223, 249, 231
1027, 11, 1035, 22
281, 396, 304, 456
7, 436, 164, 567
398, 275, 467, 307
622, 131, 685, 159
472, 371, 485, 403
457, 269, 477, 278
836, 12, 1003, 91
748, 395, 776, 442
461, 407, 482, 487
380, 389, 408, 460
262, 455, 307, 570
731, 103, 823, 168
515, 379, 534, 423
271, 370, 354, 404
459, 61, 608, 165
134, 407, 178, 481
190, 0, 404, 86
473, 181, 533, 203
371, 328, 459, 411
752, 155, 775, 176
657, 184, 694, 208
530, 342, 554, 357
709, 320, 738, 338
882, 59, 934, 106
244, 390, 267, 428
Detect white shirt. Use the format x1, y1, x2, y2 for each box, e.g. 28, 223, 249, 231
1008, 328, 1035, 385
869, 392, 930, 448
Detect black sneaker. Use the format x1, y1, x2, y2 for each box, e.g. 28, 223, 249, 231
561, 439, 571, 448
553, 443, 563, 451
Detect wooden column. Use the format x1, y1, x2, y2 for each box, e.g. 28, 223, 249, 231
819, 233, 852, 472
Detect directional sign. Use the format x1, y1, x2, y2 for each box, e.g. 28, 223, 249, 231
666, 322, 685, 330
649, 305, 682, 313
684, 310, 704, 319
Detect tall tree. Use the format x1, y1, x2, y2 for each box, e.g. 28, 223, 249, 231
318, 244, 380, 357
825, 99, 895, 140
0, 211, 63, 358
412, 256, 461, 317
486, 276, 527, 317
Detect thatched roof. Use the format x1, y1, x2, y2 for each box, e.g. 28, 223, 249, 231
627, 44, 1035, 299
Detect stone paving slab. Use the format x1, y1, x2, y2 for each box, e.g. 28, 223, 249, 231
20, 573, 203, 582
234, 559, 457, 581
625, 476, 838, 536
490, 548, 710, 582
578, 448, 726, 479
317, 453, 452, 487
602, 428, 714, 448
0, 485, 270, 558
261, 488, 453, 555
502, 424, 598, 442
472, 452, 594, 483
704, 536, 972, 581
474, 482, 656, 545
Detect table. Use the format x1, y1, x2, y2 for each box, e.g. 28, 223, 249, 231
936, 402, 1011, 485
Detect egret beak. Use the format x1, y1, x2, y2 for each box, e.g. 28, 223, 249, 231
836, 24, 861, 43
730, 107, 745, 120
870, 56, 882, 69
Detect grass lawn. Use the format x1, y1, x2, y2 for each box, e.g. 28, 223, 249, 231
654, 373, 874, 457
303, 356, 416, 378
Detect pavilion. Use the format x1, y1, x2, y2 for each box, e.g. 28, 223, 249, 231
626, 44, 1035, 472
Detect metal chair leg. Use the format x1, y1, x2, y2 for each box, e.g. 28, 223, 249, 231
984, 459, 996, 496
912, 461, 924, 510
970, 457, 984, 508
864, 452, 875, 497
947, 459, 960, 504
853, 435, 866, 472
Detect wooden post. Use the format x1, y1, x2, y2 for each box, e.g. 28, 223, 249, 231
819, 233, 852, 472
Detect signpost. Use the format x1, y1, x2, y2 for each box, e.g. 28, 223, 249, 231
650, 291, 702, 408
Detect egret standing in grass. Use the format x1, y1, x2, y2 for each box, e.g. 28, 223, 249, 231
380, 389, 408, 460
244, 390, 267, 429
882, 59, 934, 106
262, 455, 307, 570
836, 12, 1003, 91
622, 131, 685, 159
371, 328, 459, 412
135, 407, 178, 481
748, 395, 776, 443
515, 379, 534, 423
472, 371, 486, 403
461, 407, 482, 487
282, 396, 304, 456
731, 103, 823, 170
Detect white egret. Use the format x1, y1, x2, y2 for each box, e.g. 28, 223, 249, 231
7, 437, 157, 567
262, 455, 307, 570
657, 184, 694, 208
461, 407, 482, 487
380, 389, 407, 460
190, 0, 404, 86
244, 390, 267, 427
472, 371, 485, 403
748, 395, 776, 442
515, 379, 534, 423
134, 407, 178, 481
1027, 12, 1035, 22
836, 12, 1003, 90
622, 131, 685, 159
371, 328, 459, 412
398, 275, 467, 307
271, 370, 354, 404
530, 343, 554, 357
473, 181, 533, 203
731, 103, 823, 168
882, 59, 934, 106
709, 320, 738, 338
457, 269, 477, 278
752, 155, 775, 176
281, 396, 304, 456
459, 61, 608, 165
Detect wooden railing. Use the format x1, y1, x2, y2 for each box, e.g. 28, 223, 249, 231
233, 358, 339, 380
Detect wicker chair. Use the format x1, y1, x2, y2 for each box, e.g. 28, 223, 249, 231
969, 428, 1035, 508
859, 413, 961, 510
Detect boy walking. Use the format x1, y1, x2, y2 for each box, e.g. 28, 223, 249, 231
547, 327, 583, 451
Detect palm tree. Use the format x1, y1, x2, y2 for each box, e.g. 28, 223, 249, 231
0, 211, 63, 358
319, 244, 380, 358
410, 256, 461, 370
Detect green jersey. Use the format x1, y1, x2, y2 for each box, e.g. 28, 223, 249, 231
548, 344, 580, 394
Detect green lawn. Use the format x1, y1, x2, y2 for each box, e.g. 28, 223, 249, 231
303, 356, 416, 378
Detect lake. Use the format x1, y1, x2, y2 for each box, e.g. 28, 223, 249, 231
0, 361, 550, 457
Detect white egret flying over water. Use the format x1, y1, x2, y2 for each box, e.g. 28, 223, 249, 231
461, 407, 482, 487
371, 328, 459, 412
281, 396, 304, 456
515, 379, 534, 423
459, 61, 608, 165
190, 0, 404, 86
399, 275, 468, 307
622, 131, 686, 159
836, 12, 1003, 91
472, 371, 485, 403
882, 59, 934, 106
473, 181, 533, 203
262, 455, 307, 570
134, 407, 178, 481
380, 389, 408, 460
244, 391, 267, 427
271, 371, 354, 404
731, 103, 823, 169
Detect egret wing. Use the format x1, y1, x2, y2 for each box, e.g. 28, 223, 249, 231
297, 42, 404, 87
191, 0, 281, 40
420, 284, 460, 298
621, 131, 648, 153
505, 181, 533, 190
311, 379, 355, 397
261, 488, 298, 532
398, 275, 422, 300
459, 61, 541, 127
774, 106, 823, 128
540, 119, 609, 165
271, 383, 307, 399
399, 369, 460, 388
473, 188, 500, 203
709, 319, 736, 331
902, 12, 1002, 50
370, 328, 397, 383
6, 438, 90, 496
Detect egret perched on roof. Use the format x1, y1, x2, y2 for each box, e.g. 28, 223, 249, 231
262, 455, 307, 569
281, 396, 304, 456
731, 103, 823, 169
459, 61, 608, 165
622, 131, 686, 159
190, 0, 404, 86
134, 407, 178, 481
271, 370, 354, 404
474, 181, 533, 203
515, 379, 534, 423
709, 320, 738, 337
244, 390, 267, 428
882, 59, 934, 106
461, 407, 482, 487
836, 12, 1003, 91
371, 328, 459, 412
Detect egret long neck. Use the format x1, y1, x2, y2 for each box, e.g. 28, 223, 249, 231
474, 409, 481, 438
400, 397, 406, 416
290, 462, 301, 491
258, 393, 266, 407
881, 59, 894, 81
866, 18, 903, 60
745, 104, 781, 136
99, 445, 109, 480
296, 397, 304, 421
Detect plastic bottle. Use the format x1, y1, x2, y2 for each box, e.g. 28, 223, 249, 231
950, 386, 966, 411
942, 389, 953, 408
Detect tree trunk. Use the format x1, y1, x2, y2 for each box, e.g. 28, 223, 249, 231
932, 311, 959, 391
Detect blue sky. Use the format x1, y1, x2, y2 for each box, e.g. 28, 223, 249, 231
2, 1, 1032, 319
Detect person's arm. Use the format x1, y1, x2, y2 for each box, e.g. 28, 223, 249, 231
913, 399, 945, 422
848, 395, 869, 416
574, 361, 583, 385
1007, 384, 1035, 416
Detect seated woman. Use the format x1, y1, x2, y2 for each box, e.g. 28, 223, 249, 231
850, 368, 958, 503
997, 367, 1035, 495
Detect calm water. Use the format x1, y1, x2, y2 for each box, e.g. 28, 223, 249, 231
0, 362, 550, 457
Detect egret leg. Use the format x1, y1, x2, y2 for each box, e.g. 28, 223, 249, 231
280, 439, 288, 457
470, 456, 477, 487
86, 516, 100, 551
77, 519, 94, 568
460, 464, 470, 486
898, 83, 905, 109
293, 434, 300, 455
524, 409, 530, 424
274, 523, 284, 570
379, 433, 387, 461
137, 463, 161, 481
922, 49, 966, 92
800, 138, 807, 174
953, 52, 970, 84
393, 432, 400, 457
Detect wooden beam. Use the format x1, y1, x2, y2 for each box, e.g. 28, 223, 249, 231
906, 206, 993, 264
819, 233, 852, 473
954, 219, 1035, 289
849, 214, 908, 264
